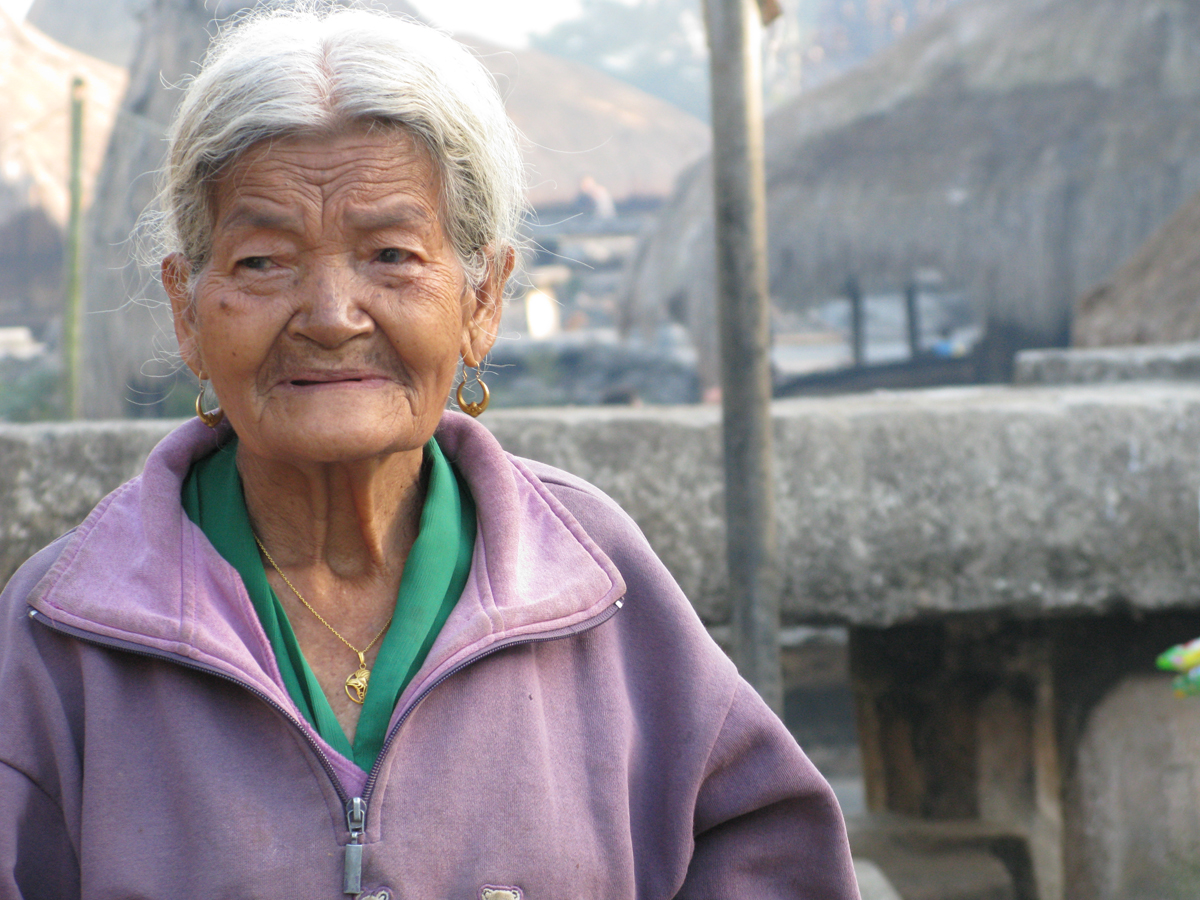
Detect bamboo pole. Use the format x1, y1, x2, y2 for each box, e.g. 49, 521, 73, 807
704, 0, 782, 712
63, 76, 86, 420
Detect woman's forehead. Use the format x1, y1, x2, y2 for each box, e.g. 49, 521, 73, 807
210, 128, 442, 228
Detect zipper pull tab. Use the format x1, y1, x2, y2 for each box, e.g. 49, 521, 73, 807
343, 797, 366, 895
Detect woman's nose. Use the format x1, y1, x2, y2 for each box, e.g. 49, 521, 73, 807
289, 261, 374, 349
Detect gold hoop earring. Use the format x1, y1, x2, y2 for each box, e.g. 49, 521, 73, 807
456, 367, 490, 417
195, 383, 225, 428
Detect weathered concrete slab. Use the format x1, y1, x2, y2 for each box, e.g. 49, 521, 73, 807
1015, 341, 1200, 386
4, 383, 1200, 627
772, 385, 1200, 625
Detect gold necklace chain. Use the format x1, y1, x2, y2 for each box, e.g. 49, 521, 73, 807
254, 534, 392, 705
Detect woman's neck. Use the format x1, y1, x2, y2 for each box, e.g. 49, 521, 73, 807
236, 442, 428, 741
236, 443, 427, 586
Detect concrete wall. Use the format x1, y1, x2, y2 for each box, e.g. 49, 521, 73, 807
1016, 341, 1200, 386
4, 383, 1200, 627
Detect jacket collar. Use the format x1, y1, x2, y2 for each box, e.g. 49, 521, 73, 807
27, 412, 625, 710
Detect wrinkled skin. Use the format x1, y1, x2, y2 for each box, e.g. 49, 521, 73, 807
165, 127, 507, 470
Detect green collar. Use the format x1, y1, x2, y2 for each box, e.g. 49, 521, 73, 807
182, 437, 475, 770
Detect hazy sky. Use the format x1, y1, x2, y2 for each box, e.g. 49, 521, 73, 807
1, 0, 33, 19
0, 0, 587, 48
411, 0, 584, 47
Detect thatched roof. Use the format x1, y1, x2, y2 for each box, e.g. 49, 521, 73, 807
624, 0, 1200, 385
0, 11, 126, 331
25, 0, 142, 67
0, 10, 125, 227
470, 40, 709, 207
1072, 189, 1200, 348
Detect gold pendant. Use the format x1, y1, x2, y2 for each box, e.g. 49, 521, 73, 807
345, 665, 370, 705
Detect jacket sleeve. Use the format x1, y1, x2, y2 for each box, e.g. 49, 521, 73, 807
0, 763, 80, 900
677, 679, 860, 900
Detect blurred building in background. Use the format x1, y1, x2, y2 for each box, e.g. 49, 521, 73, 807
623, 0, 1200, 388
5, 0, 1200, 417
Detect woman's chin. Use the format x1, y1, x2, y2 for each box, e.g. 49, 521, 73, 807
236, 406, 437, 468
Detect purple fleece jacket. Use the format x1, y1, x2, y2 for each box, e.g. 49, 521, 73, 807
0, 412, 858, 900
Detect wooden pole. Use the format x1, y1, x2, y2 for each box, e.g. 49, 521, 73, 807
905, 280, 921, 359
847, 276, 865, 368
63, 76, 86, 420
704, 0, 781, 712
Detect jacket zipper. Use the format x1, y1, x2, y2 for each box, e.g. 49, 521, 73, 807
30, 597, 624, 894
343, 797, 367, 894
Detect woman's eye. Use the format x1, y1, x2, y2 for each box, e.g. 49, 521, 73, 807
237, 256, 272, 270
376, 248, 409, 264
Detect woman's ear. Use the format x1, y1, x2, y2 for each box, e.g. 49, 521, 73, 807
461, 247, 515, 367
163, 254, 204, 377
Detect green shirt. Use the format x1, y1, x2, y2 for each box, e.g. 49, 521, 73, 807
181, 438, 475, 770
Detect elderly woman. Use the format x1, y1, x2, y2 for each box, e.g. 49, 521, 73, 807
0, 7, 857, 898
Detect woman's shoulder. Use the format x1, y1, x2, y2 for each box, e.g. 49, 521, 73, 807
509, 454, 738, 665
508, 456, 669, 577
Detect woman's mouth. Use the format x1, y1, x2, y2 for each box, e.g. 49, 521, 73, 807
284, 372, 390, 388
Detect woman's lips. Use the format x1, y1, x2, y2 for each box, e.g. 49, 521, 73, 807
281, 371, 392, 388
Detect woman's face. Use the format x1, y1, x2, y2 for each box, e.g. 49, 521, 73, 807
165, 128, 506, 467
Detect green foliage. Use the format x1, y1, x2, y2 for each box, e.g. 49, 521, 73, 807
161, 379, 199, 419
0, 358, 66, 422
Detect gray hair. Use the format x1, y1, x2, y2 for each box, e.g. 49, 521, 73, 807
155, 4, 526, 290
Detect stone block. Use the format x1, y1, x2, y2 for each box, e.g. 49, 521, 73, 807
766, 385, 1200, 625
1070, 675, 1200, 900
849, 817, 1024, 900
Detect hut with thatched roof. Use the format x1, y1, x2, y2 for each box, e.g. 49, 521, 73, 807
623, 0, 1200, 387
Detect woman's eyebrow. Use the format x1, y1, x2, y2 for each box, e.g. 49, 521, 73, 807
216, 204, 305, 235
345, 202, 434, 233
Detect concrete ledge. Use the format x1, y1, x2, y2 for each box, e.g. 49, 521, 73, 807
1015, 342, 1200, 385
4, 383, 1200, 626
